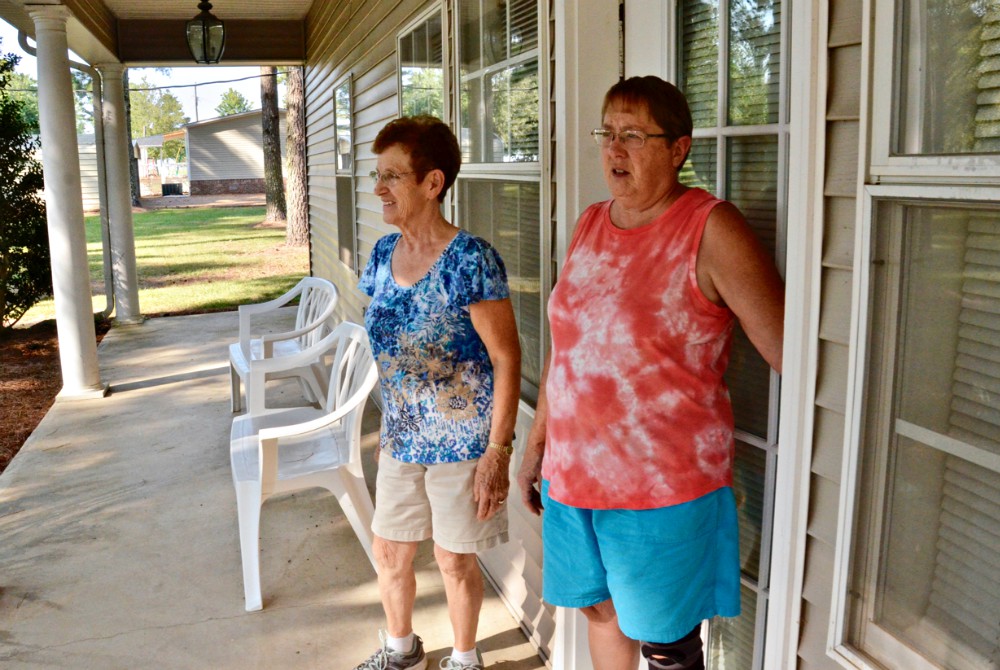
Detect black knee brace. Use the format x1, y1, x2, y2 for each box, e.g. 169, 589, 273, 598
640, 625, 705, 670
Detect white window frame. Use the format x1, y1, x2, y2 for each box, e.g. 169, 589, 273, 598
829, 183, 1000, 670
671, 0, 790, 666
397, 3, 450, 123
452, 0, 550, 402
869, 0, 1000, 182
622, 2, 825, 668
332, 73, 358, 273
831, 0, 1000, 665
333, 74, 354, 176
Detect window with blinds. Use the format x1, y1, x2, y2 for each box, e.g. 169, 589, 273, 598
459, 178, 542, 391
333, 77, 355, 271
676, 1, 785, 667
456, 0, 544, 398
854, 202, 1000, 670
843, 1, 1000, 666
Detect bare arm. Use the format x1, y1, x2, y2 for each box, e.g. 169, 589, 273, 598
696, 202, 785, 373
516, 355, 550, 515
469, 297, 521, 521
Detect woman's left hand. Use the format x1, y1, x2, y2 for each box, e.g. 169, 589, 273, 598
473, 448, 511, 521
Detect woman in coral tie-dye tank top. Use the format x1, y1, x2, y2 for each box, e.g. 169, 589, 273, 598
516, 77, 785, 670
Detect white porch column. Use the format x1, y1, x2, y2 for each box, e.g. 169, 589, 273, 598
96, 62, 142, 323
28, 4, 106, 398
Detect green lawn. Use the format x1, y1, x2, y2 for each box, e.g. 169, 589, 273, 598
21, 206, 309, 325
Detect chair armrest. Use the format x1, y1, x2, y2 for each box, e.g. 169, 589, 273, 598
236, 279, 308, 358
238, 281, 307, 319
258, 304, 336, 356
258, 387, 368, 442
240, 281, 338, 360
246, 325, 339, 378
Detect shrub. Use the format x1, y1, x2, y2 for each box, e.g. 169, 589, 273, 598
0, 45, 49, 330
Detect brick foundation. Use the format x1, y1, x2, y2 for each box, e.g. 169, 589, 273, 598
189, 178, 266, 195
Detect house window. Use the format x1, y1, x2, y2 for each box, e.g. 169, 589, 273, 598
677, 0, 786, 667
836, 1, 1000, 668
458, 178, 542, 392
399, 8, 446, 119
870, 0, 1000, 177
456, 0, 544, 397
458, 0, 539, 163
849, 195, 1000, 670
333, 76, 355, 271
895, 1, 993, 156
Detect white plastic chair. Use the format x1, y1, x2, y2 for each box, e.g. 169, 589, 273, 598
229, 276, 339, 413
229, 321, 378, 612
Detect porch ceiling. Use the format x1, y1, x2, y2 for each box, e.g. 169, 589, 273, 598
102, 1, 315, 21
0, 0, 315, 66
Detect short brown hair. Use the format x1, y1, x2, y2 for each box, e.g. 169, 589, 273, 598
372, 115, 461, 202
602, 76, 693, 145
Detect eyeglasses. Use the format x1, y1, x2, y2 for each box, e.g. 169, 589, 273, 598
369, 170, 415, 186
590, 128, 669, 149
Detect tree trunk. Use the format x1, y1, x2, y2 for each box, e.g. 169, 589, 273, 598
260, 66, 286, 223
123, 69, 141, 207
284, 67, 309, 246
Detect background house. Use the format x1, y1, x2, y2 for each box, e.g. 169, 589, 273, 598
180, 109, 287, 196
76, 133, 99, 211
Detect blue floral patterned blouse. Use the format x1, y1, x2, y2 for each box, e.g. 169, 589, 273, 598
358, 230, 510, 464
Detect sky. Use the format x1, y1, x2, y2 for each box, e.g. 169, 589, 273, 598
0, 19, 284, 128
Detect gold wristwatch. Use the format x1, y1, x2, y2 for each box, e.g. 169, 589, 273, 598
487, 441, 514, 456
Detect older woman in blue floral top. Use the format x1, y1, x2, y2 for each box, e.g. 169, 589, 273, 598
353, 116, 521, 670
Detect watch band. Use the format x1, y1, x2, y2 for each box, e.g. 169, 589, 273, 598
487, 441, 514, 456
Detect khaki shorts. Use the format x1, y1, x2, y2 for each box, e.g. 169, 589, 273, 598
372, 452, 509, 554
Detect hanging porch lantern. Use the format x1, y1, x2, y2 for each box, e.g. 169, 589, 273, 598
186, 1, 226, 64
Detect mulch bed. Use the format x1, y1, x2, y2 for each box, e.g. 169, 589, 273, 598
0, 319, 110, 474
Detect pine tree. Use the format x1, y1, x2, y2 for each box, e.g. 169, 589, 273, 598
260, 66, 286, 223
284, 67, 308, 246
215, 88, 253, 117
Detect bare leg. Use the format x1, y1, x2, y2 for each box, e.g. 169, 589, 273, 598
374, 537, 420, 637
434, 544, 484, 651
581, 599, 640, 670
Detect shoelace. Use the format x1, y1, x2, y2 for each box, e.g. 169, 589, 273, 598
359, 630, 408, 670
438, 657, 481, 669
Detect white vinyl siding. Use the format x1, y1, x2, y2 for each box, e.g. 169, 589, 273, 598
788, 0, 862, 668
78, 139, 100, 211
187, 112, 287, 182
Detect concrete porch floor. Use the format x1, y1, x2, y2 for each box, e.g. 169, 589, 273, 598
0, 311, 547, 669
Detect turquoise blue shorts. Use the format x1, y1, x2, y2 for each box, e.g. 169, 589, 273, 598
541, 481, 741, 643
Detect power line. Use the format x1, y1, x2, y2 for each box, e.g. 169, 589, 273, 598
128, 69, 291, 93
3, 68, 292, 94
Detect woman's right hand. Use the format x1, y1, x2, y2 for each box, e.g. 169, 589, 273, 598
516, 436, 545, 515
517, 357, 550, 516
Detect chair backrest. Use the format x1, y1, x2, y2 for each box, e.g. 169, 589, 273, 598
294, 277, 340, 348
321, 322, 378, 459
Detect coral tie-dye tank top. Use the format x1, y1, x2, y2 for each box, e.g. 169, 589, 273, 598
543, 188, 736, 510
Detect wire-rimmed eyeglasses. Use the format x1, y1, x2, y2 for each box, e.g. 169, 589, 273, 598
369, 170, 415, 186
590, 128, 669, 149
